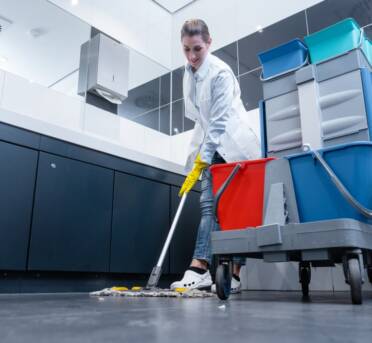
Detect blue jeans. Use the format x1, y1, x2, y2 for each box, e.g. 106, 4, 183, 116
192, 152, 245, 266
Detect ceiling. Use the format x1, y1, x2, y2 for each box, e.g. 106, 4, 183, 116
0, 0, 90, 91
152, 0, 196, 13
0, 0, 172, 97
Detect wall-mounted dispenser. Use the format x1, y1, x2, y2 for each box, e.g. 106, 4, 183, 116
78, 33, 129, 104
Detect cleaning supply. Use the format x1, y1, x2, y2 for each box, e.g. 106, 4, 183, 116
90, 287, 214, 298
111, 286, 128, 291
131, 286, 143, 291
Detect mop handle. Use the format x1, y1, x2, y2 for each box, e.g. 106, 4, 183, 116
156, 192, 188, 268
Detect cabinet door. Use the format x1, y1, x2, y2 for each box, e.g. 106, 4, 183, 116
110, 172, 170, 274
0, 141, 38, 270
169, 187, 200, 274
28, 152, 113, 272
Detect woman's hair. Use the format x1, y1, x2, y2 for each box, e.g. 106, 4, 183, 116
181, 19, 210, 43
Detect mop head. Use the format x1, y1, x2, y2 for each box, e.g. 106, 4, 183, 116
90, 286, 215, 298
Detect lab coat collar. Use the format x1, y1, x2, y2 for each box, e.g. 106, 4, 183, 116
185, 53, 211, 81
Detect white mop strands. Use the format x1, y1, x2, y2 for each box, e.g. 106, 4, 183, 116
90, 287, 215, 298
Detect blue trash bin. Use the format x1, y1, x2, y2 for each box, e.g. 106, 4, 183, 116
258, 39, 308, 80
286, 142, 372, 224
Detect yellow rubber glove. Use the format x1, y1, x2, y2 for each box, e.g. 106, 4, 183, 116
179, 154, 209, 197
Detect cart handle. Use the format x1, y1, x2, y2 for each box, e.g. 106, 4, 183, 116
360, 23, 372, 47
213, 163, 242, 222
303, 144, 372, 219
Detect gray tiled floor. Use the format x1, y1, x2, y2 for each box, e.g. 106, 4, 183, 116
1, 291, 372, 343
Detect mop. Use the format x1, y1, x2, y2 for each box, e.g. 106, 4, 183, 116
90, 193, 215, 298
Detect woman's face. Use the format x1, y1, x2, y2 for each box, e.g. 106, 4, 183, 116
182, 34, 211, 70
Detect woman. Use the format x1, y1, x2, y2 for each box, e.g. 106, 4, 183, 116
170, 19, 260, 293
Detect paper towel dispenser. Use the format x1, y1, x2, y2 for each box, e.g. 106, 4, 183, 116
78, 33, 129, 104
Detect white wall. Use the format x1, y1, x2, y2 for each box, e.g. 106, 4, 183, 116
0, 0, 90, 87
127, 50, 170, 90
171, 0, 324, 69
0, 70, 5, 106
49, 0, 173, 69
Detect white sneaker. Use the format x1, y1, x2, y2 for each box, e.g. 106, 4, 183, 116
211, 276, 241, 294
170, 270, 213, 290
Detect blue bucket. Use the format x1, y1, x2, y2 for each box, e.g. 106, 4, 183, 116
304, 18, 372, 65
286, 142, 372, 224
258, 39, 308, 80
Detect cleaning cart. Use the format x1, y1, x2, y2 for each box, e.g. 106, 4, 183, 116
211, 143, 372, 304
211, 18, 372, 304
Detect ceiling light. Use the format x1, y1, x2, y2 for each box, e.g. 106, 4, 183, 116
71, 0, 79, 6
256, 25, 263, 33
0, 56, 8, 64
27, 27, 47, 38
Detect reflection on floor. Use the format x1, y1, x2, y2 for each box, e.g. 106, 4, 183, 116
1, 291, 371, 343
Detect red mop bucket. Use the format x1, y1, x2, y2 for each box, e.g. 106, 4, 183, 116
210, 158, 275, 230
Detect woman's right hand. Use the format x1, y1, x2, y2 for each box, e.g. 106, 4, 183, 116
179, 154, 209, 197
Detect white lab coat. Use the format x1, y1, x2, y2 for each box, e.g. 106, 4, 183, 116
183, 54, 261, 172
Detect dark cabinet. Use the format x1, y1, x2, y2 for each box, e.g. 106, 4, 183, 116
0, 123, 204, 277
169, 187, 200, 274
0, 141, 38, 270
110, 172, 170, 273
28, 152, 114, 272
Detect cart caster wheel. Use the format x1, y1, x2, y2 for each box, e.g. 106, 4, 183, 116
216, 262, 232, 300
299, 262, 311, 298
348, 258, 362, 305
